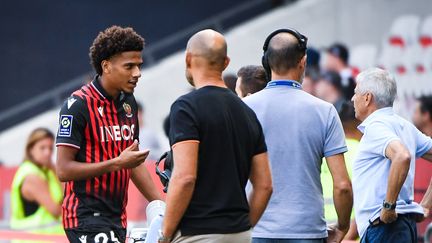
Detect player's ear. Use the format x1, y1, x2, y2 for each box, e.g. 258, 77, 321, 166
101, 60, 111, 74
185, 51, 192, 68
299, 54, 307, 70
222, 56, 230, 71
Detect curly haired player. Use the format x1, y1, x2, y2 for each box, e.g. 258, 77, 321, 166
56, 26, 161, 243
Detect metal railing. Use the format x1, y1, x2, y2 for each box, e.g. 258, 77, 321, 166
0, 0, 278, 132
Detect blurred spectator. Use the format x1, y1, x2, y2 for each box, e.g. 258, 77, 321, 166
306, 47, 321, 70
303, 66, 320, 95
412, 96, 432, 238
10, 128, 63, 234
324, 43, 356, 100
413, 96, 432, 137
137, 102, 162, 161
235, 65, 268, 98
315, 71, 345, 112
223, 72, 237, 93
321, 101, 361, 240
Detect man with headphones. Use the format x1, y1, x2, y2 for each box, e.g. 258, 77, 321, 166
243, 28, 353, 243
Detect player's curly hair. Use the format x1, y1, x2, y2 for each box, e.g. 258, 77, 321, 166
89, 25, 145, 75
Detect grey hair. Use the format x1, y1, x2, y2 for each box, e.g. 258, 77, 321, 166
356, 68, 397, 108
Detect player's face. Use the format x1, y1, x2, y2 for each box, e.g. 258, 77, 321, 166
108, 51, 143, 93
30, 137, 53, 168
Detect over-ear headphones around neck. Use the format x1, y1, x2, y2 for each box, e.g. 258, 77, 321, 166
155, 151, 173, 193
261, 28, 308, 81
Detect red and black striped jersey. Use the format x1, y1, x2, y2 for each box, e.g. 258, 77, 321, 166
56, 76, 140, 230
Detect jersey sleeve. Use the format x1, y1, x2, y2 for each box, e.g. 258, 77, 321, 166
56, 96, 87, 150
169, 99, 200, 146
323, 106, 348, 157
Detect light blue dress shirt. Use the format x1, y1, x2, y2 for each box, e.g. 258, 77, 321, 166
353, 107, 432, 237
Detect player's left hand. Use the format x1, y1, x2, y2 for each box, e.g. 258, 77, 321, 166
380, 208, 397, 224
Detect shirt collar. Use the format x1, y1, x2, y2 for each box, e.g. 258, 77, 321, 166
91, 75, 126, 102
266, 80, 302, 89
357, 107, 394, 133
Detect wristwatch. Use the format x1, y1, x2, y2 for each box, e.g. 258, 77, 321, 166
158, 230, 172, 243
382, 200, 396, 210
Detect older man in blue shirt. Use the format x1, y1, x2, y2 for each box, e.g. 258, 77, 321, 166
351, 68, 432, 243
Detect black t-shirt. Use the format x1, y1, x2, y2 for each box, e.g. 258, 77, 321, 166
169, 86, 267, 236
56, 77, 139, 230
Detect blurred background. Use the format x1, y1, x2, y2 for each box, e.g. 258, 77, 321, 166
0, 0, 431, 242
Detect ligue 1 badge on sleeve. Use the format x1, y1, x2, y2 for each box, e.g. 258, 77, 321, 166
59, 115, 73, 137
123, 103, 133, 118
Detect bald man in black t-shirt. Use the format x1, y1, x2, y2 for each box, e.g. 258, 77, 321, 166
158, 29, 273, 243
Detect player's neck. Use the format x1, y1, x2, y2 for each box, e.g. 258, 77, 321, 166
99, 75, 120, 99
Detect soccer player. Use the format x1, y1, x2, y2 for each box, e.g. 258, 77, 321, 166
56, 26, 161, 243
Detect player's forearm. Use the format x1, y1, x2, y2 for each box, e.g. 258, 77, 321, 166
333, 180, 353, 231
131, 164, 162, 201
162, 175, 195, 238
57, 158, 119, 182
421, 179, 432, 209
248, 185, 272, 226
385, 153, 410, 203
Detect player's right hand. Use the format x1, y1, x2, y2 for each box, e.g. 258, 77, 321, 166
116, 140, 150, 169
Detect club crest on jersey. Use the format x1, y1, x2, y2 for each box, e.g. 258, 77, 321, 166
58, 115, 73, 137
123, 103, 133, 118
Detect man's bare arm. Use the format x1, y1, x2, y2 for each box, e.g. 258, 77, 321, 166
421, 178, 432, 218
384, 140, 411, 204
326, 153, 353, 232
131, 163, 162, 201
162, 141, 199, 239
248, 152, 273, 226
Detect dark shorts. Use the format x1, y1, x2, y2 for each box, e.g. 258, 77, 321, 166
360, 214, 418, 243
65, 227, 126, 243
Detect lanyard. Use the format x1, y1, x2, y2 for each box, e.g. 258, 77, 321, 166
265, 80, 302, 89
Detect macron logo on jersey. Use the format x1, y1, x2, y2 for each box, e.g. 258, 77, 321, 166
98, 106, 104, 117
79, 235, 87, 243
67, 97, 77, 109
100, 124, 135, 142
